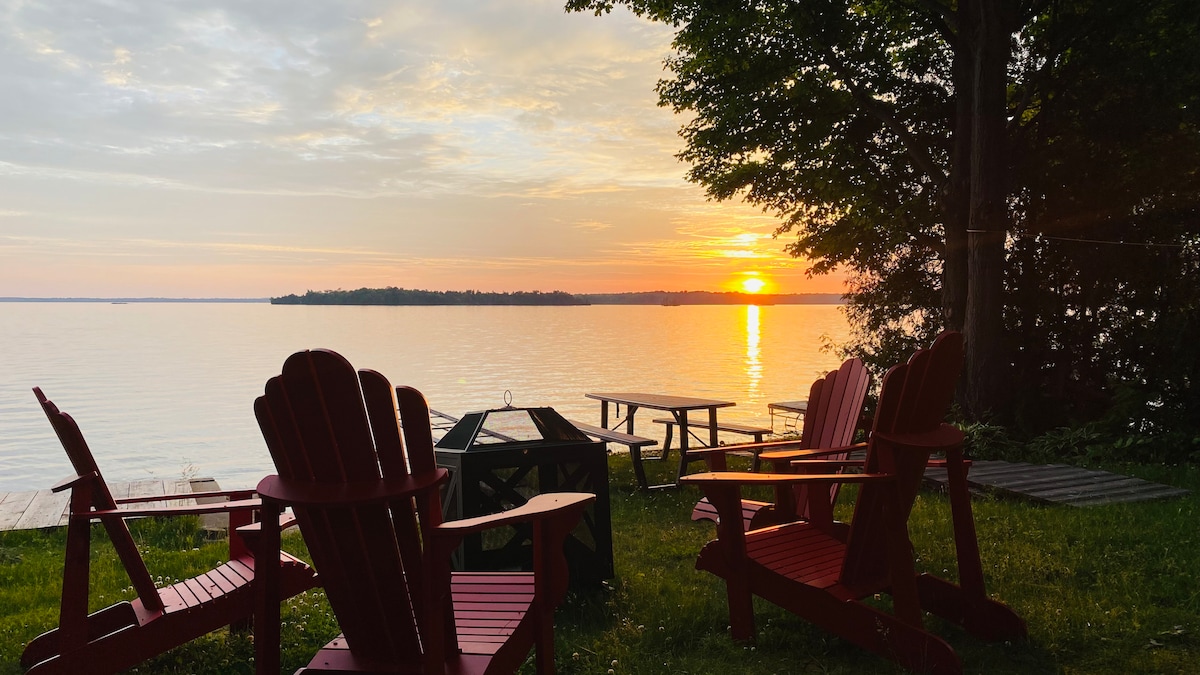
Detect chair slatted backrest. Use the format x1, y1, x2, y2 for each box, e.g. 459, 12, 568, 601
254, 349, 430, 663
787, 358, 870, 515
33, 387, 163, 612
838, 332, 964, 591
801, 358, 871, 451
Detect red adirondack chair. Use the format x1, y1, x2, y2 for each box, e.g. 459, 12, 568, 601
21, 388, 318, 675
681, 332, 1025, 674
251, 349, 594, 675
690, 357, 870, 531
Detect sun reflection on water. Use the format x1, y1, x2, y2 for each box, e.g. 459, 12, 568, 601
745, 305, 762, 399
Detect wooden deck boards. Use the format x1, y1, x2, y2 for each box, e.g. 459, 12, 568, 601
0, 477, 221, 531
924, 460, 1189, 507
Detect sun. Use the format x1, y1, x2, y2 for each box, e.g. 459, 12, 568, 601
740, 277, 767, 294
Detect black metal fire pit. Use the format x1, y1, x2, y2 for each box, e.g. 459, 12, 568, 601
434, 398, 612, 586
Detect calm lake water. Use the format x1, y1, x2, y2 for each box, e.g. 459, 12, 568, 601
0, 302, 850, 492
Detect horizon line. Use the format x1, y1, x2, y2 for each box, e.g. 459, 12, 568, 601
2, 290, 845, 303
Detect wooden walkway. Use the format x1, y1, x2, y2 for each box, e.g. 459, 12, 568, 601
0, 477, 223, 532
1, 407, 476, 534
924, 460, 1189, 507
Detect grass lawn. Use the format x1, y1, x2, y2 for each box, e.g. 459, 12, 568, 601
1, 455, 1197, 674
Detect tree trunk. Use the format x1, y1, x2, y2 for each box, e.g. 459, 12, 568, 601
963, 0, 1012, 420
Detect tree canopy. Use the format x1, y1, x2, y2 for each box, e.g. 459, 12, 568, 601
567, 0, 1200, 450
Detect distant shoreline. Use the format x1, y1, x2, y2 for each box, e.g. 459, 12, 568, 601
0, 290, 846, 305
270, 288, 845, 306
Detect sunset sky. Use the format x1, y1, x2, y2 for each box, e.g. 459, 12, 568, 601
0, 0, 847, 298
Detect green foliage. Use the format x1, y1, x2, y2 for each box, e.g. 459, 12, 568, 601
1004, 0, 1200, 436
962, 421, 1200, 466
567, 0, 1200, 444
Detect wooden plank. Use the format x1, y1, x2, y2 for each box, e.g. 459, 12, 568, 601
13, 490, 71, 530
924, 459, 1189, 507
202, 568, 239, 596
0, 478, 216, 532
1018, 475, 1142, 498
166, 479, 196, 508
1067, 485, 1191, 507
0, 491, 38, 530
123, 479, 169, 510
567, 420, 657, 448
978, 464, 1101, 481
984, 469, 1120, 491
1047, 478, 1184, 500
106, 481, 131, 500
184, 576, 215, 604
189, 478, 228, 531
957, 461, 1042, 479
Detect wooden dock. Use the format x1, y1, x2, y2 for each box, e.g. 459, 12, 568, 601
0, 477, 225, 532
2, 408, 467, 534
924, 460, 1189, 507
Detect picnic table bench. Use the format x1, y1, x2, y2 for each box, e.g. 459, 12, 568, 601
652, 417, 772, 469
566, 420, 661, 490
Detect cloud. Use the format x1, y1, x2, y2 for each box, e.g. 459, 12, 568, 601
0, 0, 844, 297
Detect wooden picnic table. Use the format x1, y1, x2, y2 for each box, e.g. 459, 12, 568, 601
585, 392, 736, 489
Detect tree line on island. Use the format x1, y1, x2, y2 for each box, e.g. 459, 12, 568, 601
270, 288, 843, 306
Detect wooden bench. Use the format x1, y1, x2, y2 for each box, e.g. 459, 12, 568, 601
651, 418, 772, 469
567, 420, 661, 490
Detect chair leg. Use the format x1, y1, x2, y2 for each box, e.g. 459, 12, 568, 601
534, 622, 554, 675
725, 576, 755, 641
57, 513, 92, 668
938, 446, 1026, 640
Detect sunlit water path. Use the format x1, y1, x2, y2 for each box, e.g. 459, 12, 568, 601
0, 303, 850, 491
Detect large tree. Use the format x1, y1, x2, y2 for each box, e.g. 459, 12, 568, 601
568, 0, 1200, 439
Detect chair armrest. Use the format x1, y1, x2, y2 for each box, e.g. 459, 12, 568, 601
115, 488, 257, 505
236, 512, 300, 537
255, 470, 448, 507
84, 497, 264, 519
434, 492, 596, 538
680, 471, 893, 487
788, 459, 867, 471
51, 471, 98, 493
758, 441, 867, 463
689, 438, 814, 458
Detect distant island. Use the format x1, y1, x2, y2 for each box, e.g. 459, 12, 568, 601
271, 288, 586, 306
270, 288, 844, 306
